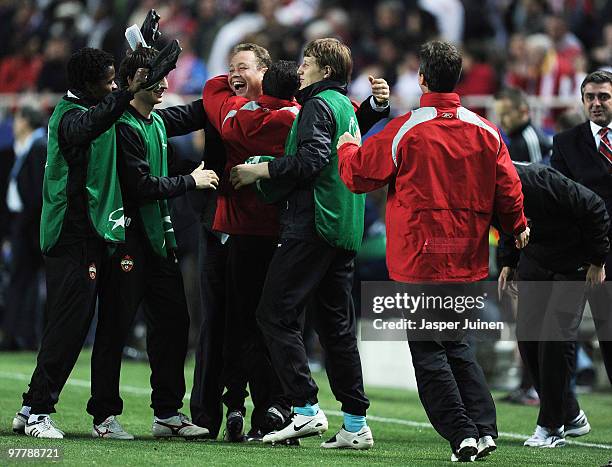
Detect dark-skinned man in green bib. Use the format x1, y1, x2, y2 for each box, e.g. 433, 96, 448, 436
13, 47, 146, 439
230, 38, 372, 449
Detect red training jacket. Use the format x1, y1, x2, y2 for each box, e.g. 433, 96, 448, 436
338, 92, 527, 283
203, 75, 299, 236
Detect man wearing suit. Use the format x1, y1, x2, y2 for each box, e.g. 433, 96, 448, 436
0, 106, 47, 350
551, 70, 612, 385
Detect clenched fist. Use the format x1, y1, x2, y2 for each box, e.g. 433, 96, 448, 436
190, 162, 219, 189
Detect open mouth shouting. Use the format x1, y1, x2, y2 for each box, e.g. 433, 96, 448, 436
231, 79, 247, 95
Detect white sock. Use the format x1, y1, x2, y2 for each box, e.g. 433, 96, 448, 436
28, 413, 48, 423
20, 406, 31, 417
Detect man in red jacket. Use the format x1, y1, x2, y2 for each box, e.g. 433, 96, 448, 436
336, 40, 529, 462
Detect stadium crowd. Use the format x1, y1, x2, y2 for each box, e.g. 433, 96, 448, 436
0, 0, 611, 463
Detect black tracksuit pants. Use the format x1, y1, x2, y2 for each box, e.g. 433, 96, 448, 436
190, 228, 231, 437
256, 238, 369, 416
222, 235, 289, 429
516, 255, 585, 429
87, 227, 190, 420
22, 239, 104, 414
406, 282, 497, 451
408, 338, 497, 450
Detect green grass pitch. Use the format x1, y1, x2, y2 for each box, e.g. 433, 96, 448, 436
0, 351, 611, 466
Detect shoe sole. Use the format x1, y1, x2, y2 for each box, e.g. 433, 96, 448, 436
565, 423, 591, 437
456, 445, 478, 461
265, 427, 327, 444
476, 444, 497, 459
153, 433, 210, 440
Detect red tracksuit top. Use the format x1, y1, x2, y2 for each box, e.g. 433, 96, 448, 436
203, 75, 300, 236
338, 92, 527, 283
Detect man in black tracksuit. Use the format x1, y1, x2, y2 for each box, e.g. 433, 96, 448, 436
498, 162, 610, 447
13, 48, 147, 439
86, 46, 218, 439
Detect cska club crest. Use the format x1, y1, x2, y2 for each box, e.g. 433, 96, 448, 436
88, 263, 97, 280
121, 255, 134, 272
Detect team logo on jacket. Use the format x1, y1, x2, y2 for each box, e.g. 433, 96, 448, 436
88, 263, 97, 280
441, 112, 454, 118
121, 255, 134, 272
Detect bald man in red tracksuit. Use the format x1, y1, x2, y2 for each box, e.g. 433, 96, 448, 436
336, 40, 527, 462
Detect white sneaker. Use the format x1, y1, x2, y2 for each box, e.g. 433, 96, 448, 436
476, 435, 497, 459
92, 416, 134, 440
12, 406, 30, 434
262, 410, 328, 444
451, 437, 477, 462
152, 412, 209, 439
24, 415, 64, 439
565, 410, 591, 437
321, 425, 373, 450
524, 425, 565, 447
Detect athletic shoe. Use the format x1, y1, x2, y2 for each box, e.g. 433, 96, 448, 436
246, 427, 263, 442
476, 435, 497, 459
12, 407, 29, 434
152, 412, 209, 439
451, 437, 477, 462
92, 416, 134, 440
24, 415, 64, 439
262, 410, 328, 444
264, 406, 286, 433
565, 410, 591, 437
524, 425, 565, 447
321, 425, 373, 450
500, 387, 539, 406
224, 411, 245, 442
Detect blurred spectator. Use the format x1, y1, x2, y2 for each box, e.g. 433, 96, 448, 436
506, 0, 549, 36
455, 43, 498, 97
494, 87, 552, 163
591, 22, 612, 70
36, 37, 70, 93
166, 35, 208, 95
506, 33, 579, 98
207, 0, 269, 76
0, 37, 42, 93
544, 14, 583, 63
418, 0, 464, 43
0, 105, 46, 351
555, 108, 586, 133
393, 50, 422, 112
193, 0, 226, 62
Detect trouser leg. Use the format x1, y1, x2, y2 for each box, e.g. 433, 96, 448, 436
190, 230, 227, 436
311, 248, 369, 416
23, 241, 102, 414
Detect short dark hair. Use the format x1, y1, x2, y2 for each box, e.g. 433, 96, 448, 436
418, 40, 462, 93
17, 105, 46, 129
262, 60, 299, 100
303, 38, 353, 84
118, 47, 159, 89
67, 47, 115, 91
580, 70, 612, 99
495, 87, 529, 110
231, 43, 271, 69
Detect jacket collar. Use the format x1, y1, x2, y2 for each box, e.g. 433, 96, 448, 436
257, 94, 298, 110
65, 88, 99, 107
419, 92, 461, 108
296, 80, 347, 104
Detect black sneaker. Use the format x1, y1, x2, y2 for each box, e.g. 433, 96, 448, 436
263, 407, 285, 433
246, 427, 264, 442
224, 411, 245, 442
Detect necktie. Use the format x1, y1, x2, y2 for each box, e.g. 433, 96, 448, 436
598, 127, 612, 167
